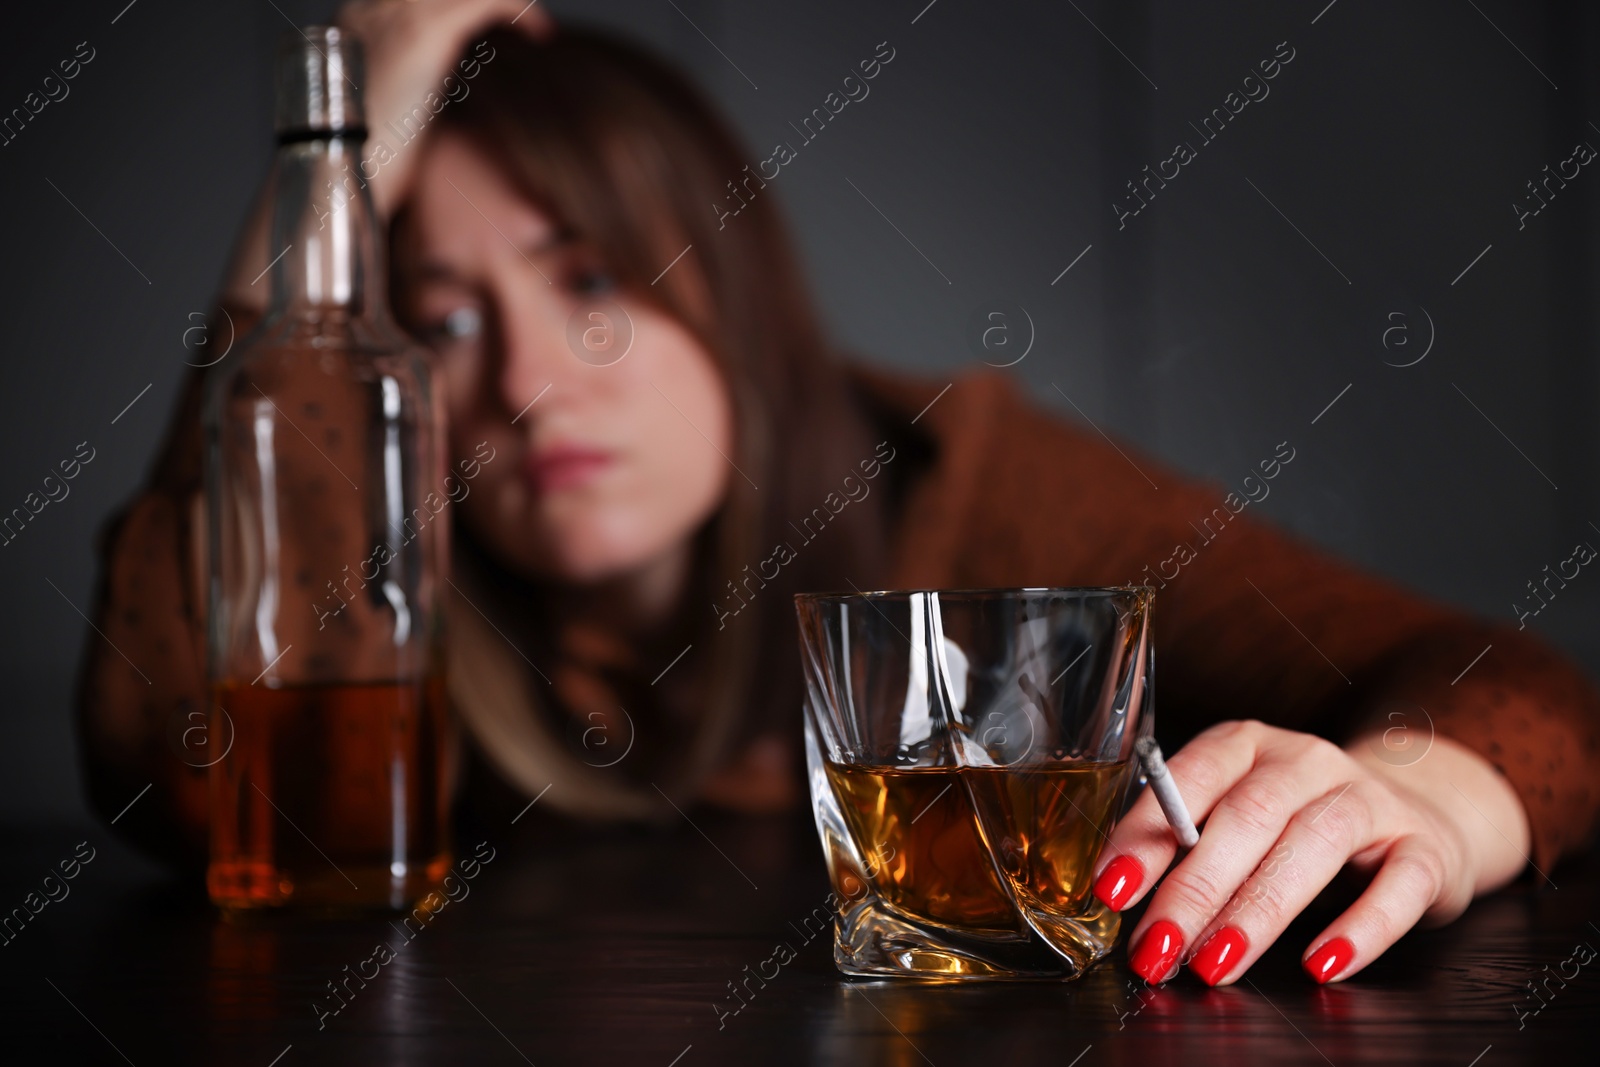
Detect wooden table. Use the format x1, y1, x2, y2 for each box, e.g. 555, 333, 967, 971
3, 809, 1594, 1065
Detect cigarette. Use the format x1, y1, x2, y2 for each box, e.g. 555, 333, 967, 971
1135, 737, 1199, 849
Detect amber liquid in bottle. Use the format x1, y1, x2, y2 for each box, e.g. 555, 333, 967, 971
208, 679, 451, 909
823, 761, 1129, 930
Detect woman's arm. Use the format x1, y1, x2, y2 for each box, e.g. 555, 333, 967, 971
880, 369, 1600, 981
1064, 424, 1598, 983
76, 373, 210, 867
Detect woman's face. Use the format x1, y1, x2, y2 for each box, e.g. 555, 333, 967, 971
399, 130, 733, 588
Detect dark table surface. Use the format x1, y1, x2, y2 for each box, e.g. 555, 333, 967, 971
3, 807, 1596, 1066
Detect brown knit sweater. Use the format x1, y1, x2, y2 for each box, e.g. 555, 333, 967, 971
79, 366, 1600, 873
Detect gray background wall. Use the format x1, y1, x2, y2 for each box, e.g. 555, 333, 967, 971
1, 0, 1595, 825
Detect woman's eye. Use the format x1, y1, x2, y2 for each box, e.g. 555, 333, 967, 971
571, 270, 615, 296
438, 307, 482, 340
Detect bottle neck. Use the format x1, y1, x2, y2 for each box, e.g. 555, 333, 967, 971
268, 134, 389, 322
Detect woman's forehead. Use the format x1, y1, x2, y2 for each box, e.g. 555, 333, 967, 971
407, 130, 566, 270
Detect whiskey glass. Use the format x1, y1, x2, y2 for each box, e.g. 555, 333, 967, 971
796, 587, 1153, 979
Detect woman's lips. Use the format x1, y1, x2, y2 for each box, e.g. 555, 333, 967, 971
522, 445, 614, 494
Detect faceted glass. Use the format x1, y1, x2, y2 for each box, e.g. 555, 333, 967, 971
796, 587, 1153, 979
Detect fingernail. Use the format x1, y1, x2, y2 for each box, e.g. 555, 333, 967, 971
1303, 937, 1354, 985
1129, 920, 1184, 985
1093, 855, 1144, 911
1190, 926, 1248, 986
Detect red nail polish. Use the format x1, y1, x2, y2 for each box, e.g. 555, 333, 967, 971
1093, 855, 1144, 911
1129, 920, 1184, 985
1303, 937, 1354, 984
1190, 926, 1248, 986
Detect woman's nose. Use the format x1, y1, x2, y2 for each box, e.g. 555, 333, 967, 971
494, 287, 583, 417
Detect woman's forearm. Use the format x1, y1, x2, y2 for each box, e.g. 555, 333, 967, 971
78, 490, 210, 868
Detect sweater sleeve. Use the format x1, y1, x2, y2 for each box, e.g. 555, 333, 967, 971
76, 366, 212, 867
1150, 496, 1600, 876
885, 370, 1600, 875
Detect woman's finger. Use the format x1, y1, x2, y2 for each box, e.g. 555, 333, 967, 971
1095, 724, 1341, 903
1092, 720, 1266, 917
341, 0, 550, 38
1123, 746, 1350, 984
1180, 778, 1379, 986
1298, 833, 1465, 985
1096, 726, 1360, 986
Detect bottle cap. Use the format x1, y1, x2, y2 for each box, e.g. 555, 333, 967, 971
274, 25, 367, 142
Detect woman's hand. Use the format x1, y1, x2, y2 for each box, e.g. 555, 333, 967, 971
336, 0, 552, 215
1091, 719, 1531, 986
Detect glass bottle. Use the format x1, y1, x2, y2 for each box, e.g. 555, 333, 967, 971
204, 26, 451, 911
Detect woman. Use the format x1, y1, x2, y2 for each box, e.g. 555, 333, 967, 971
78, 0, 1600, 990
